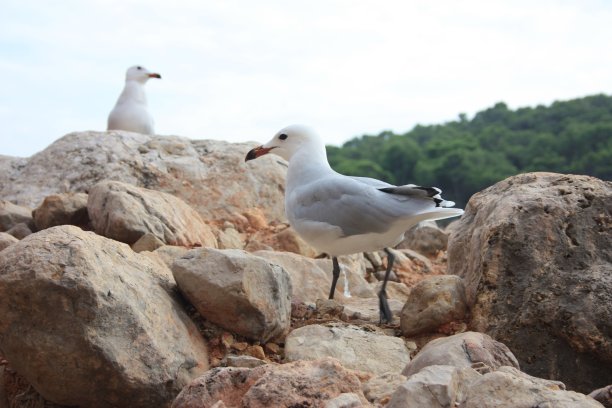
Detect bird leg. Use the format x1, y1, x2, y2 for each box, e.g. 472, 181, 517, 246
328, 256, 340, 299
379, 248, 395, 324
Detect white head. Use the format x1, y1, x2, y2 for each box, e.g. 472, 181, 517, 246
125, 65, 162, 83
245, 124, 325, 162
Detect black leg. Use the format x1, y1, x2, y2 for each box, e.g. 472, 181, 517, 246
379, 248, 394, 324
328, 256, 340, 299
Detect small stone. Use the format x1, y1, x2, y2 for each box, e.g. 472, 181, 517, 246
220, 332, 234, 349
225, 355, 266, 368
232, 342, 248, 352
0, 232, 19, 251
316, 298, 344, 317
245, 345, 266, 360
6, 223, 32, 239
264, 343, 281, 355
131, 232, 165, 253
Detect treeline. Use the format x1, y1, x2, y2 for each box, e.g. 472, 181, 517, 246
327, 94, 612, 207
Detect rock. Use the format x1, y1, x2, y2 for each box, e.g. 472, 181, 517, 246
324, 393, 363, 408
0, 132, 287, 223
397, 221, 449, 256
387, 365, 478, 408
88, 180, 217, 247
402, 331, 519, 377
151, 245, 190, 268
32, 192, 89, 230
284, 323, 410, 376
217, 227, 244, 249
254, 250, 330, 304
0, 232, 18, 252
342, 297, 404, 324
400, 275, 468, 337
225, 355, 266, 369
447, 172, 612, 392
0, 226, 209, 408
462, 366, 605, 407
5, 222, 32, 239
273, 228, 317, 257
589, 385, 612, 408
132, 232, 166, 253
0, 200, 32, 232
172, 248, 292, 342
362, 372, 407, 405
172, 358, 368, 408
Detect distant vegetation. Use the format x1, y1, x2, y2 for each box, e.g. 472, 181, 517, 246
327, 94, 612, 207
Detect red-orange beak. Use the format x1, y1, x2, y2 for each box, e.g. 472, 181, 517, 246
148, 73, 162, 79
245, 145, 275, 161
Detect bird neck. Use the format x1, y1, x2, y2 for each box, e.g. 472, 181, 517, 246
286, 144, 333, 186
117, 80, 148, 105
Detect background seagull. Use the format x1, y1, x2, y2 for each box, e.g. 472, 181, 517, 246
107, 65, 161, 134
245, 124, 464, 323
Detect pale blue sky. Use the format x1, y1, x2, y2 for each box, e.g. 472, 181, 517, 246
1, 0, 611, 157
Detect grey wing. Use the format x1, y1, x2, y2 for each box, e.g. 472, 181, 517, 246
289, 176, 432, 237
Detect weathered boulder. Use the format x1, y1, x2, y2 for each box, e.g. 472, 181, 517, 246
462, 366, 604, 407
589, 385, 612, 408
0, 131, 287, 223
172, 248, 292, 342
400, 275, 468, 337
88, 180, 217, 247
171, 358, 369, 408
362, 372, 407, 405
387, 365, 480, 408
448, 172, 612, 392
285, 323, 410, 375
397, 221, 448, 256
32, 192, 89, 230
0, 226, 209, 408
0, 200, 32, 232
402, 331, 519, 377
0, 232, 18, 251
253, 250, 330, 304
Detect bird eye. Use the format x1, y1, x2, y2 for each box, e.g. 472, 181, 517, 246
279, 134, 288, 140
137, 66, 143, 70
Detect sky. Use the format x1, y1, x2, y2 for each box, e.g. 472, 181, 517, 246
1, 0, 611, 157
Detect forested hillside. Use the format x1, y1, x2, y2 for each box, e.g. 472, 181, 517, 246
327, 94, 612, 207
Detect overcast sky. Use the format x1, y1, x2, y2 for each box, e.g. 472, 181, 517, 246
1, 0, 611, 157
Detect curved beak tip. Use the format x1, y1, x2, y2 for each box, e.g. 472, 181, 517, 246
245, 145, 273, 162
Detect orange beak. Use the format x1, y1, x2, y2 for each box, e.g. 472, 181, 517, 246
148, 73, 162, 79
245, 145, 275, 161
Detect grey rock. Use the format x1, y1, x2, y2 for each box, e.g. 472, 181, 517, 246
589, 385, 612, 408
448, 172, 612, 392
402, 331, 519, 377
0, 131, 287, 224
362, 372, 407, 405
285, 323, 410, 375
172, 248, 292, 342
88, 180, 217, 247
0, 200, 32, 232
324, 393, 364, 408
0, 232, 18, 252
0, 225, 209, 408
5, 222, 32, 239
400, 275, 468, 336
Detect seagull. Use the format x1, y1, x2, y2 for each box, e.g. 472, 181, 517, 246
245, 125, 463, 323
107, 65, 161, 134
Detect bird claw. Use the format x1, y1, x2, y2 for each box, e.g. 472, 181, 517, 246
378, 289, 393, 324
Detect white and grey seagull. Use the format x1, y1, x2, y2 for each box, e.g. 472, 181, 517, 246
245, 124, 463, 323
107, 65, 161, 135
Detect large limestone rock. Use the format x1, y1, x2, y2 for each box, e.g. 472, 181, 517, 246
448, 172, 612, 392
400, 275, 468, 337
253, 250, 330, 304
88, 180, 217, 247
285, 323, 410, 375
172, 248, 292, 342
172, 358, 369, 408
0, 226, 209, 408
462, 366, 604, 408
0, 131, 287, 223
0, 200, 32, 232
402, 331, 519, 377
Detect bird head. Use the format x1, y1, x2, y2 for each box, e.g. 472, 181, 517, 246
125, 65, 162, 83
245, 124, 323, 162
